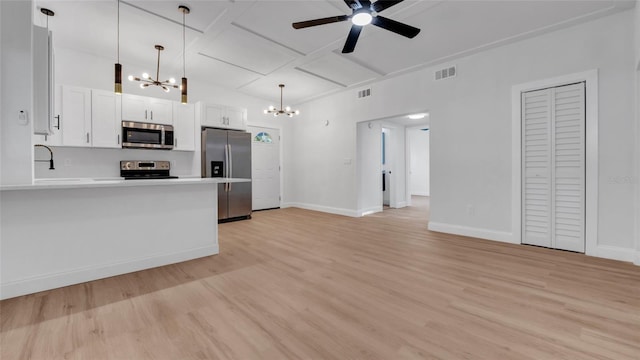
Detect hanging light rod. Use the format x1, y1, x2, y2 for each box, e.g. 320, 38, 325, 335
264, 84, 299, 117
128, 45, 178, 93
179, 5, 190, 104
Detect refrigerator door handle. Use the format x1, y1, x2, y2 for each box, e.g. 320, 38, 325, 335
224, 144, 229, 178
229, 144, 233, 178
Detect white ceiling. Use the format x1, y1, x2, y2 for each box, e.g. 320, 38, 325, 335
34, 0, 635, 105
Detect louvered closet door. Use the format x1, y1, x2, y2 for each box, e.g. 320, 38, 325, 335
522, 88, 553, 248
522, 83, 585, 252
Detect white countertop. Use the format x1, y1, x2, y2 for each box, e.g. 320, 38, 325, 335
0, 177, 251, 191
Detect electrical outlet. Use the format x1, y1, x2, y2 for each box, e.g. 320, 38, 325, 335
171, 160, 177, 168
343, 158, 352, 165
64, 158, 72, 167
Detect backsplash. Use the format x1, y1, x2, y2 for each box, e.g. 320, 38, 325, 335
34, 146, 200, 179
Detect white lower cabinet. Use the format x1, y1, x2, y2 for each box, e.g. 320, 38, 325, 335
173, 102, 196, 151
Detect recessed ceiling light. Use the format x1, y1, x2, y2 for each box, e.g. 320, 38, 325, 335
407, 113, 427, 120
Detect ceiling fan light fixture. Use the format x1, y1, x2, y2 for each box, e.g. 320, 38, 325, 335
352, 11, 372, 26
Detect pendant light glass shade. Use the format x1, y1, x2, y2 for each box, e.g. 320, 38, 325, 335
114, 0, 122, 94
115, 63, 122, 94
181, 77, 188, 104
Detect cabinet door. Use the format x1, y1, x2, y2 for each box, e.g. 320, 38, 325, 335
61, 86, 92, 147
173, 102, 195, 151
121, 94, 149, 122
91, 90, 122, 148
34, 86, 62, 146
225, 107, 246, 130
148, 98, 173, 125
203, 103, 225, 127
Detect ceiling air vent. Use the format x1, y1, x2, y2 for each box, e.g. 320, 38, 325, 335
357, 88, 371, 98
435, 66, 456, 80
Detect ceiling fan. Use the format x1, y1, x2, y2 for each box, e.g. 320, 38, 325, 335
292, 0, 420, 54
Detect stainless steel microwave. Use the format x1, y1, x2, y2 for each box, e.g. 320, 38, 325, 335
122, 121, 174, 150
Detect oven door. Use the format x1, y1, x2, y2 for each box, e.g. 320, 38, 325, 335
121, 121, 173, 150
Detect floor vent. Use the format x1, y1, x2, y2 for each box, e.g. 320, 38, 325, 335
358, 88, 371, 98
435, 66, 456, 80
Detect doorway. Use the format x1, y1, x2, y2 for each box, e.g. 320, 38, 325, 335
356, 112, 428, 216
248, 126, 281, 211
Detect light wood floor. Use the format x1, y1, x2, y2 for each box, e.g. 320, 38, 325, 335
2, 196, 639, 359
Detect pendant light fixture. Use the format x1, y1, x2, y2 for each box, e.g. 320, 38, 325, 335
114, 0, 122, 94
128, 45, 178, 92
263, 84, 299, 117
179, 5, 190, 104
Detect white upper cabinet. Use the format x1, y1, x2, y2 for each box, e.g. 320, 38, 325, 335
198, 102, 246, 130
34, 86, 62, 146
202, 103, 225, 128
60, 86, 92, 147
121, 94, 173, 125
33, 25, 55, 135
225, 106, 246, 130
91, 90, 122, 148
173, 102, 196, 152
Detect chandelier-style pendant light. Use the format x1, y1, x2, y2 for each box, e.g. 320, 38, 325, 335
179, 5, 190, 104
263, 84, 299, 117
128, 45, 178, 92
114, 0, 122, 94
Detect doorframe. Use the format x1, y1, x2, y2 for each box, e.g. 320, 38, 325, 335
405, 124, 430, 205
246, 124, 283, 209
511, 69, 598, 255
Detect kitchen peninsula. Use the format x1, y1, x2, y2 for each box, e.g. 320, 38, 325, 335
0, 177, 249, 300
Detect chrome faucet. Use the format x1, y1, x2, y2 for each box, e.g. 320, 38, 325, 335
34, 144, 55, 170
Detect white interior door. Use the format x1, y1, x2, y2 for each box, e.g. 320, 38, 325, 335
249, 126, 280, 210
522, 82, 585, 252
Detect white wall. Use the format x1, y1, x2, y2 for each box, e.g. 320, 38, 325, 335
286, 10, 637, 259
408, 127, 430, 196
635, 0, 640, 264
356, 121, 382, 215
1, 0, 34, 185
31, 46, 289, 179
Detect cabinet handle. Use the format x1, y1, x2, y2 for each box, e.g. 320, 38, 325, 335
54, 115, 60, 129
86, 132, 90, 143
175, 139, 178, 148
117, 134, 120, 144
145, 110, 148, 119
150, 110, 153, 120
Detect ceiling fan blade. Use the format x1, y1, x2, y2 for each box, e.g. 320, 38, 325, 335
343, 0, 363, 10
342, 25, 363, 53
371, 15, 420, 38
292, 15, 350, 29
372, 0, 404, 13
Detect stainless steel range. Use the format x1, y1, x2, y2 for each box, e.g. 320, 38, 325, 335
120, 160, 178, 180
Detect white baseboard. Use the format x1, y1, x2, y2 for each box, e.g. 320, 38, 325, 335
1, 245, 218, 300
394, 201, 408, 209
428, 222, 516, 244
411, 192, 430, 197
282, 202, 358, 217
357, 206, 383, 217
589, 245, 636, 263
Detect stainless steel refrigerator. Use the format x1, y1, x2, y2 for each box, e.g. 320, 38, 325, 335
201, 128, 252, 222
